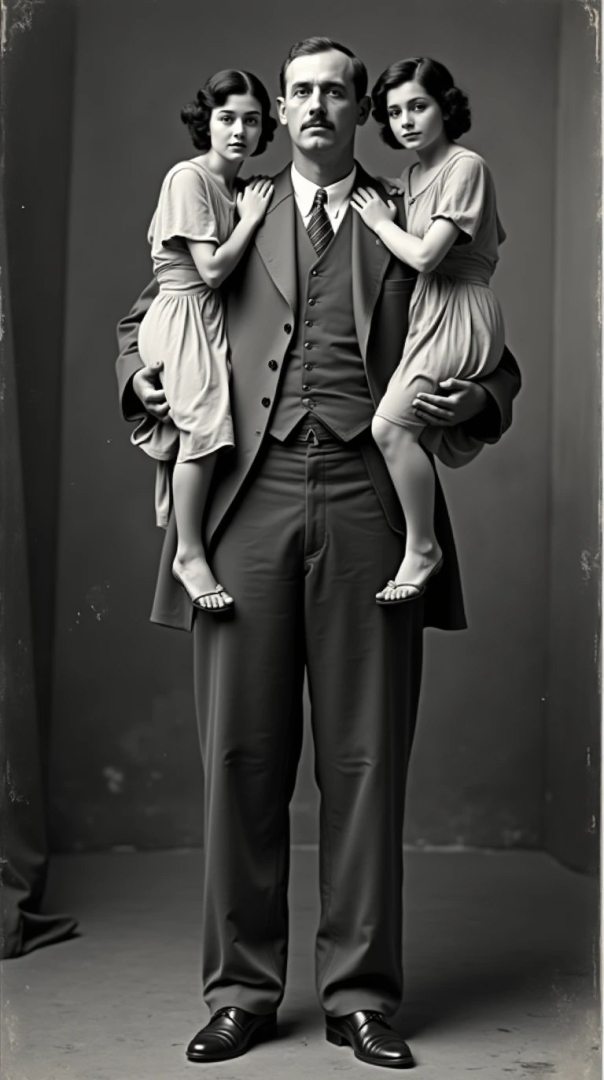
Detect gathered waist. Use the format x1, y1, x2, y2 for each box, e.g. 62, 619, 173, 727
419, 270, 493, 289
157, 283, 209, 297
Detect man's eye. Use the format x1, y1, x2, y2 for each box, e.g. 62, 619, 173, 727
294, 88, 308, 97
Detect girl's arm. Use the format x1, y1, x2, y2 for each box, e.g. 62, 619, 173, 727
187, 178, 273, 289
350, 186, 459, 273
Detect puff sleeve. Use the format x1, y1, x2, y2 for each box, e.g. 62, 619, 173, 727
431, 153, 494, 240
149, 163, 220, 250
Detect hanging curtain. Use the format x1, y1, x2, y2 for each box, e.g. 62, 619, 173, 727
0, 188, 77, 959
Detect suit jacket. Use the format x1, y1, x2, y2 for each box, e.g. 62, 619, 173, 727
116, 162, 521, 632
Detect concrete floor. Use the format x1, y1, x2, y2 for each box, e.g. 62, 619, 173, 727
0, 849, 599, 1080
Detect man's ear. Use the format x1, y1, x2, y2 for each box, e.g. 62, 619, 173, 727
356, 95, 371, 127
276, 97, 288, 127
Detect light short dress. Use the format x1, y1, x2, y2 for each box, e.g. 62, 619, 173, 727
375, 148, 506, 468
131, 159, 235, 526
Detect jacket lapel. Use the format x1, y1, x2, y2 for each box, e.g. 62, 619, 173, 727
351, 163, 395, 360
254, 166, 297, 313
253, 162, 398, 354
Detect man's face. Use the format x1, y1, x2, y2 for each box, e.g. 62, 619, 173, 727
277, 49, 369, 159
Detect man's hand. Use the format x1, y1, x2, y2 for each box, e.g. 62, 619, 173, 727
413, 377, 488, 427
132, 365, 169, 421
350, 187, 397, 232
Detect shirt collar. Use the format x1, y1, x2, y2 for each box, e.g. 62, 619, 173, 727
290, 163, 357, 220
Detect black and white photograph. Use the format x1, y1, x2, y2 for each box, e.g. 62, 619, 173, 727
0, 0, 600, 1077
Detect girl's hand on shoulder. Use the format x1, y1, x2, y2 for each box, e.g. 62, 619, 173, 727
236, 177, 274, 227
350, 187, 397, 232
377, 176, 405, 195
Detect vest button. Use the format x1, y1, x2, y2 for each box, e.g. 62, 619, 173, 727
304, 362, 313, 370
268, 360, 278, 371
302, 397, 314, 408
283, 323, 292, 334
261, 397, 271, 408
308, 298, 316, 306
304, 342, 313, 350
311, 269, 318, 276
302, 383, 311, 391
304, 319, 313, 327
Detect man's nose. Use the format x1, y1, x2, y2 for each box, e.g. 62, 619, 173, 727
308, 87, 325, 111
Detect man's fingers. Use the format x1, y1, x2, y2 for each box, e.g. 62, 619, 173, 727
438, 377, 464, 391
413, 395, 456, 425
414, 392, 455, 412
146, 388, 167, 404
413, 405, 455, 426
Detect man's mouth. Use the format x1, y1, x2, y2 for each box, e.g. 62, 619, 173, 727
302, 121, 333, 131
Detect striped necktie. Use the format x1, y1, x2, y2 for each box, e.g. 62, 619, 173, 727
307, 188, 334, 258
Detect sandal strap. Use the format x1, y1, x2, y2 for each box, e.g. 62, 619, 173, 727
384, 581, 420, 593
193, 584, 226, 602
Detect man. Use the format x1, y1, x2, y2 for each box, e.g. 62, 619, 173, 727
116, 38, 520, 1070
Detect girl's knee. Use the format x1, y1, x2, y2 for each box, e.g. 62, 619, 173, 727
372, 414, 395, 452
372, 414, 413, 456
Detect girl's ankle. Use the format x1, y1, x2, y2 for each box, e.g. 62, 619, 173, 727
174, 551, 207, 568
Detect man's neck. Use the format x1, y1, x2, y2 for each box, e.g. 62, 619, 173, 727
291, 147, 355, 188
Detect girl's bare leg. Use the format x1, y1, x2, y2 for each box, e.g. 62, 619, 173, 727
172, 455, 233, 610
372, 415, 442, 601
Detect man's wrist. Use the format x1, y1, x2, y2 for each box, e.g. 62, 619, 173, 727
471, 382, 489, 414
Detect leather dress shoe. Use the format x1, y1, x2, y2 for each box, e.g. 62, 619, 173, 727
326, 1010, 414, 1069
186, 1006, 277, 1063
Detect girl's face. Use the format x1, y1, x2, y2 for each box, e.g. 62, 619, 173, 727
209, 93, 263, 161
386, 79, 447, 153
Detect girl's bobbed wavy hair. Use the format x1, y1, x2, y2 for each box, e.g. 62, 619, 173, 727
181, 69, 277, 156
371, 57, 471, 147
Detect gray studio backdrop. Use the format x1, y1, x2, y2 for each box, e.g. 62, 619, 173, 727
5, 0, 599, 868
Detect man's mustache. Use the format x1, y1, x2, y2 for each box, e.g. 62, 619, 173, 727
301, 117, 334, 130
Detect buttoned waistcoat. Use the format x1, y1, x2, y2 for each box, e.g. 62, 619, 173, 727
116, 163, 521, 633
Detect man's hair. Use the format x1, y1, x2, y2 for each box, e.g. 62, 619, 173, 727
279, 37, 368, 100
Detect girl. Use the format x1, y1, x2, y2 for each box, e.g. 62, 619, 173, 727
131, 70, 276, 613
351, 58, 505, 605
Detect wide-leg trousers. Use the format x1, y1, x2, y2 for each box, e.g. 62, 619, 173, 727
193, 432, 424, 1017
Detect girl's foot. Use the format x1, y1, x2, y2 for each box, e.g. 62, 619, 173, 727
376, 545, 443, 604
172, 556, 234, 612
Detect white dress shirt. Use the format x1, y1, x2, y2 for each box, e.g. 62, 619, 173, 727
290, 163, 357, 234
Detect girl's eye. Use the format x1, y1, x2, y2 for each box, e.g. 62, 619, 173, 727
219, 115, 233, 123
246, 118, 259, 126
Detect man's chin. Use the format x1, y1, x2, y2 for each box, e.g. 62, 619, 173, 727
300, 132, 336, 150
